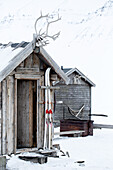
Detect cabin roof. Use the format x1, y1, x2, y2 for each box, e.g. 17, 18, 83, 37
63, 67, 95, 87
56, 66, 95, 87
0, 40, 69, 84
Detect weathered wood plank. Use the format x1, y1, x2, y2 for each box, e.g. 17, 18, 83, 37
93, 124, 113, 129
24, 54, 33, 68
6, 76, 14, 154
50, 74, 59, 81
0, 82, 1, 154
54, 130, 85, 135
14, 79, 17, 154
37, 76, 45, 149
15, 74, 40, 80
16, 68, 39, 73
37, 79, 40, 149
1, 80, 7, 154
41, 76, 45, 148
29, 81, 33, 147
32, 53, 40, 68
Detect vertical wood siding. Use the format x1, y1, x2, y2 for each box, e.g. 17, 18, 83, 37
0, 82, 1, 154
37, 75, 45, 149
0, 52, 46, 154
6, 76, 15, 154
1, 80, 7, 154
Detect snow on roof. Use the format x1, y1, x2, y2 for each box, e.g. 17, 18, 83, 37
0, 41, 69, 84
0, 41, 34, 82
66, 67, 95, 87
0, 45, 23, 73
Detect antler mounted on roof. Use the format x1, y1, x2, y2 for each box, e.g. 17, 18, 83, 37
34, 12, 61, 46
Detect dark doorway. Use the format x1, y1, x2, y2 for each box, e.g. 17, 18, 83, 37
17, 80, 37, 148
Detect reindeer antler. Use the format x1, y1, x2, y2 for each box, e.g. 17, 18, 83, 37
34, 12, 61, 46
34, 12, 49, 36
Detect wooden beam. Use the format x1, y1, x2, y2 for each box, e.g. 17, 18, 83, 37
1, 80, 7, 155
54, 130, 85, 135
0, 83, 1, 154
15, 74, 40, 80
50, 74, 58, 81
6, 76, 14, 154
37, 79, 41, 149
16, 68, 39, 73
93, 124, 113, 129
14, 79, 17, 154
37, 76, 45, 149
29, 81, 33, 147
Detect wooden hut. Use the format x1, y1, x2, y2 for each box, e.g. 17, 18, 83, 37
0, 39, 69, 155
54, 67, 95, 136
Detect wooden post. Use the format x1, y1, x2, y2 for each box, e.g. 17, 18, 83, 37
14, 79, 17, 154
37, 77, 45, 149
6, 76, 14, 154
29, 81, 33, 147
41, 76, 45, 148
0, 83, 1, 154
37, 79, 40, 149
1, 80, 7, 155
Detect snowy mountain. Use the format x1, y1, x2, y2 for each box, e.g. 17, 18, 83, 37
0, 0, 113, 123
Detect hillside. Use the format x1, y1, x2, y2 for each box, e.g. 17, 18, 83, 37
0, 0, 113, 122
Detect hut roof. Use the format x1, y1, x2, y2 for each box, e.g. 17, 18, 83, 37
65, 67, 95, 87
0, 40, 69, 84
58, 67, 95, 87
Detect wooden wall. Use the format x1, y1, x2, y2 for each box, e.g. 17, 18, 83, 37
54, 72, 91, 126
0, 76, 15, 155
0, 51, 57, 154
0, 52, 44, 154
0, 82, 1, 154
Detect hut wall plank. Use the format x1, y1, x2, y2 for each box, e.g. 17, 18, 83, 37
32, 54, 40, 68
24, 54, 33, 68
6, 76, 15, 154
37, 76, 45, 149
1, 80, 7, 154
29, 81, 33, 147
14, 79, 17, 154
0, 82, 1, 154
15, 74, 40, 80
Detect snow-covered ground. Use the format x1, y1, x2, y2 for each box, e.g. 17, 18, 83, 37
7, 128, 113, 170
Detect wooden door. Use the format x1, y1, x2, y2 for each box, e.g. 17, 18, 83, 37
17, 80, 36, 148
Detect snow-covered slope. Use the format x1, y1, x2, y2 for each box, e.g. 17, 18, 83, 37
0, 0, 113, 123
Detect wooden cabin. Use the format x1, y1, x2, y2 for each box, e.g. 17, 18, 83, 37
54, 67, 95, 131
0, 39, 69, 155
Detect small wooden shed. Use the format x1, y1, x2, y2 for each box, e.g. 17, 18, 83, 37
0, 39, 69, 155
54, 67, 95, 127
